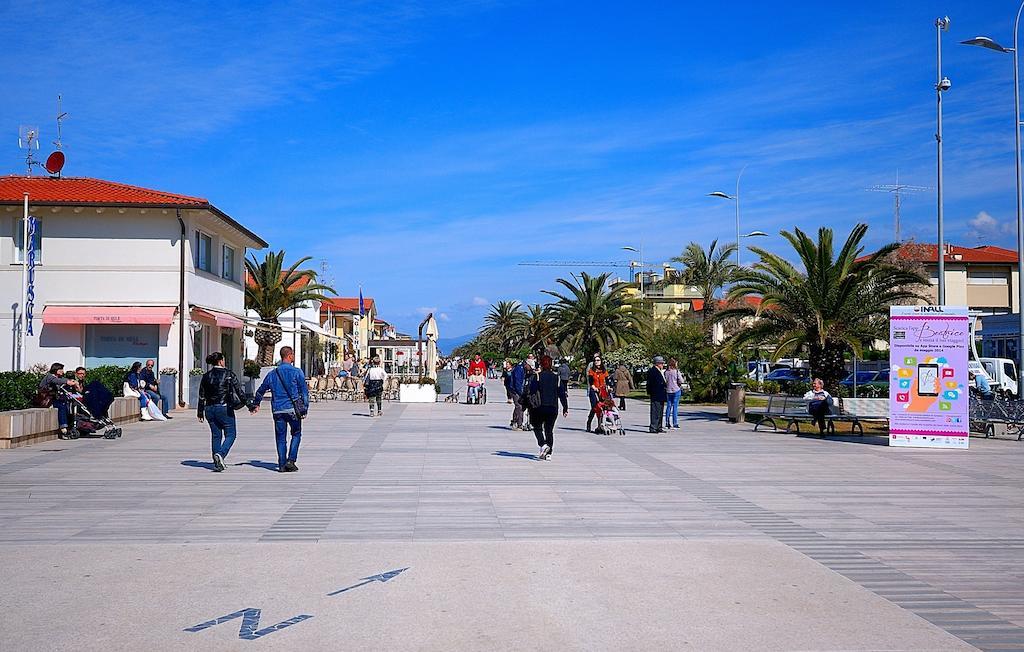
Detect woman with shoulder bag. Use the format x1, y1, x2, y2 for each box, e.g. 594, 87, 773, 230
527, 355, 568, 460
197, 351, 250, 472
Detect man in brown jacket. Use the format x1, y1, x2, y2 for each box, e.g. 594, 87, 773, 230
613, 363, 634, 410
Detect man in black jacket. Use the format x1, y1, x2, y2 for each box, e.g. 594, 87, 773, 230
646, 356, 668, 433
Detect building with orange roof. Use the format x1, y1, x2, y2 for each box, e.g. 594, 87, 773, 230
0, 175, 267, 407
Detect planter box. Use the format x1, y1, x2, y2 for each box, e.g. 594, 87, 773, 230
399, 384, 437, 403
0, 397, 141, 449
188, 376, 202, 408
159, 374, 177, 407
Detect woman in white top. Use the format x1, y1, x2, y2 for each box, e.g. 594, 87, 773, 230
802, 378, 833, 435
364, 356, 389, 417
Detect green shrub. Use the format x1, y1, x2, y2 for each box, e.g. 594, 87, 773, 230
761, 380, 781, 395
243, 359, 261, 378
0, 371, 43, 411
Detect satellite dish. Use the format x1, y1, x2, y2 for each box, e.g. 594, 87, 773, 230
44, 151, 65, 175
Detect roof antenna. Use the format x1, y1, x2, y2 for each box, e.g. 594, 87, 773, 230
44, 95, 68, 178
866, 169, 930, 242
17, 125, 41, 176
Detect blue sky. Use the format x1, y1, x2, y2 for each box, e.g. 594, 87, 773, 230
1, 1, 1021, 337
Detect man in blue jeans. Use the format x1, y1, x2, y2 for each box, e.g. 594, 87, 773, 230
252, 346, 309, 473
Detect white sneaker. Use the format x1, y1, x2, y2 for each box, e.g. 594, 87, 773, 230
140, 409, 153, 421
542, 445, 551, 460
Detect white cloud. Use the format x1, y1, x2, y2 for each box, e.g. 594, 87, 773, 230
967, 211, 1014, 240
416, 307, 437, 316
471, 297, 489, 306
439, 313, 450, 321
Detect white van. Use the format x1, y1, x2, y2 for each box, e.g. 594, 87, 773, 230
979, 357, 1018, 398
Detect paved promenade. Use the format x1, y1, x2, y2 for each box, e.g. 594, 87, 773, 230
0, 387, 1022, 650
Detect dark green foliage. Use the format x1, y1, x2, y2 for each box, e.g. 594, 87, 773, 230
84, 365, 131, 398
243, 359, 261, 378
647, 322, 743, 402
0, 372, 41, 411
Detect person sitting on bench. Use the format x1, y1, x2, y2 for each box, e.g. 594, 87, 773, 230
803, 378, 833, 435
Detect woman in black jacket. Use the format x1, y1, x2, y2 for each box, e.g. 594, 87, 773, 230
197, 352, 249, 472
527, 355, 568, 460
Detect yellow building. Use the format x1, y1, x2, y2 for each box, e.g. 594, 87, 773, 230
320, 297, 377, 360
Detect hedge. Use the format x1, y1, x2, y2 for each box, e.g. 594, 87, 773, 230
0, 365, 130, 412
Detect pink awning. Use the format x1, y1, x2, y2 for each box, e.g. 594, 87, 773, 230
43, 306, 177, 325
192, 307, 244, 329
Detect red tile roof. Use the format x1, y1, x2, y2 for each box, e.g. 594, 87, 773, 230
0, 175, 268, 248
0, 175, 207, 206
244, 271, 314, 292
321, 297, 375, 314
692, 297, 763, 312
871, 243, 1018, 264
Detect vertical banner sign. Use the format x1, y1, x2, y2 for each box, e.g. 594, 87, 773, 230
25, 216, 37, 336
889, 306, 969, 449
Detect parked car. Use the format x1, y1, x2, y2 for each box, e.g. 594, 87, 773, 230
764, 367, 810, 390
839, 370, 889, 390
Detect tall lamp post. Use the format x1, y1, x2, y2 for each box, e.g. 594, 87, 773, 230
709, 164, 754, 267
962, 2, 1024, 367
936, 16, 952, 305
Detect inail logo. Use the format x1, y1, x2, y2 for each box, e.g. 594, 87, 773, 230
913, 306, 946, 313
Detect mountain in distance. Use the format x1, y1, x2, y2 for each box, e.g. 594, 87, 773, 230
436, 332, 475, 355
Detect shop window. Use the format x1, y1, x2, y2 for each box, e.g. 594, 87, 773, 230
193, 326, 204, 370
221, 330, 234, 369
967, 268, 1009, 285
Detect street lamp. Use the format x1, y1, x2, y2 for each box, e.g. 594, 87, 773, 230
963, 2, 1024, 366
709, 164, 751, 267
936, 15, 952, 305
622, 245, 644, 297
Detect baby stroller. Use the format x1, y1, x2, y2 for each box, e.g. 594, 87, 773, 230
597, 395, 624, 436
58, 382, 123, 440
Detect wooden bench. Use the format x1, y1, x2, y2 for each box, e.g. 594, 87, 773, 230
0, 396, 141, 449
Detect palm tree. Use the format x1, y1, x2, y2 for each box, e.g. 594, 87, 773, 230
481, 300, 526, 356
245, 250, 337, 365
672, 239, 738, 325
715, 224, 927, 389
543, 272, 649, 358
521, 303, 553, 354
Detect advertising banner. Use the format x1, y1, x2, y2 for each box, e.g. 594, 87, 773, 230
889, 306, 969, 449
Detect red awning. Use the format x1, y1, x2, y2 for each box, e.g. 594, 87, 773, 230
192, 307, 244, 329
43, 306, 177, 325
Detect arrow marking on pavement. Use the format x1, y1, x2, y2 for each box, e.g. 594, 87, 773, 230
327, 567, 409, 596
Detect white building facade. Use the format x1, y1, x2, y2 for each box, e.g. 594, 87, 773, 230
0, 175, 267, 407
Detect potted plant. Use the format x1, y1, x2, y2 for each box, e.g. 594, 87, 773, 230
159, 367, 178, 408
243, 359, 261, 397
399, 376, 438, 403
187, 367, 204, 407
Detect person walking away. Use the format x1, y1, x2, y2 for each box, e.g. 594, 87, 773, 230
586, 357, 609, 432
364, 356, 388, 416
557, 357, 572, 417
140, 359, 173, 418
36, 363, 79, 437
509, 358, 527, 429
521, 355, 540, 429
664, 358, 682, 430
526, 355, 568, 460
252, 346, 309, 472
197, 351, 249, 472
803, 378, 833, 435
646, 356, 668, 433
613, 363, 634, 411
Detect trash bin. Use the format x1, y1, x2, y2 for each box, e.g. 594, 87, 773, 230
727, 382, 746, 423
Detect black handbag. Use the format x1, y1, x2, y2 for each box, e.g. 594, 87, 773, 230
230, 373, 248, 411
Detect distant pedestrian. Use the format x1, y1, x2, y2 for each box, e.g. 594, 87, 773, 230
557, 358, 571, 388
502, 360, 514, 403
646, 356, 668, 433
197, 351, 249, 472
364, 356, 388, 417
613, 363, 634, 411
526, 355, 568, 460
252, 346, 309, 473
521, 354, 540, 428
586, 356, 609, 432
664, 357, 682, 430
508, 357, 527, 429
468, 353, 486, 378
